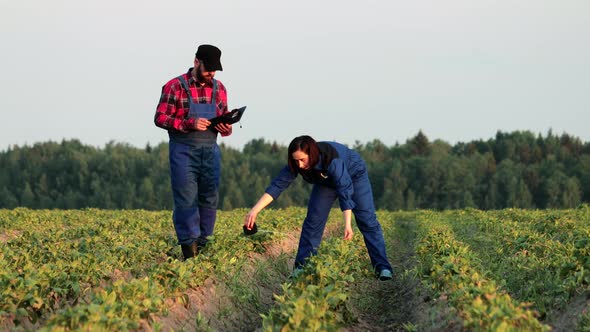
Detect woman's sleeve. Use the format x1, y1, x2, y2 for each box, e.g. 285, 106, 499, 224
328, 159, 356, 211
265, 165, 297, 200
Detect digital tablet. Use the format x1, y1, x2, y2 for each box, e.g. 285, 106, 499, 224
208, 106, 246, 127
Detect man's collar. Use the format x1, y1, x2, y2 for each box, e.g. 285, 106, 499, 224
186, 67, 213, 87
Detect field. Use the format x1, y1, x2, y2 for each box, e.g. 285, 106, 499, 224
1, 206, 589, 331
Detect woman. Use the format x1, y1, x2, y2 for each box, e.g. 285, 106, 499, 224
244, 135, 393, 280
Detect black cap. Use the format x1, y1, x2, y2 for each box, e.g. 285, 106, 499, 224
195, 44, 223, 71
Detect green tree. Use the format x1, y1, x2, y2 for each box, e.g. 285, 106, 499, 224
20, 182, 35, 207
407, 130, 431, 156
138, 178, 156, 209
378, 161, 406, 210
0, 188, 18, 208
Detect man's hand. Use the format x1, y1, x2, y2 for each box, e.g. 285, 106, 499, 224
215, 123, 232, 135
195, 118, 211, 131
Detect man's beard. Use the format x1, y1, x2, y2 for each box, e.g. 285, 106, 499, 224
196, 66, 213, 83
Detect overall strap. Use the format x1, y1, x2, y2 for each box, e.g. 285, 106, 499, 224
177, 76, 192, 101
211, 79, 217, 106
177, 75, 217, 106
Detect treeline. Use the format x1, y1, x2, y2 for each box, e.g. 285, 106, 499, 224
1, 130, 589, 210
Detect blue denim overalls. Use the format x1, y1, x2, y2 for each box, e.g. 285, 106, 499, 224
265, 142, 393, 273
294, 146, 392, 273
168, 76, 221, 246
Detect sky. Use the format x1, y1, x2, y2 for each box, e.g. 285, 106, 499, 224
1, 0, 589, 152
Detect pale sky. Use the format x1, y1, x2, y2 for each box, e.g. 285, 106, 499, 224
1, 0, 589, 151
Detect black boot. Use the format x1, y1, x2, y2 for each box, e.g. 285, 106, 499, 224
196, 237, 208, 251
181, 242, 198, 260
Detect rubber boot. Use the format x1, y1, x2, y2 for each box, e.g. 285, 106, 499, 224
196, 237, 208, 251
180, 242, 198, 260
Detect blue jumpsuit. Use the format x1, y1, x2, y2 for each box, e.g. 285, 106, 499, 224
169, 76, 221, 246
265, 141, 393, 273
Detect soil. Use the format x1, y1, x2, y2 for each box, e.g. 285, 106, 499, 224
546, 292, 590, 332
147, 230, 300, 332
0, 230, 21, 243
143, 218, 475, 331
344, 217, 461, 332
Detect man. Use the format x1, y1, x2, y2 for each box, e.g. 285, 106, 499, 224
155, 44, 232, 260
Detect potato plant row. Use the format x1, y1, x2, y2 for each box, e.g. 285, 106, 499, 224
411, 206, 590, 331
2, 206, 589, 331
0, 208, 301, 331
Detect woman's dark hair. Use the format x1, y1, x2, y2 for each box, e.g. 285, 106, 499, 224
287, 135, 320, 172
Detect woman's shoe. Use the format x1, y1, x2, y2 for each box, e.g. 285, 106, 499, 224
289, 267, 304, 280
378, 269, 393, 281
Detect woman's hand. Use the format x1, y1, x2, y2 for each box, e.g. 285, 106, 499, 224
342, 209, 353, 240
244, 193, 275, 230
343, 224, 354, 240
244, 210, 258, 230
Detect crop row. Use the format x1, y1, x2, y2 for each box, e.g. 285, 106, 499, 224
411, 206, 590, 331
2, 207, 589, 331
437, 208, 590, 316
414, 217, 549, 331
0, 208, 302, 331
262, 237, 369, 331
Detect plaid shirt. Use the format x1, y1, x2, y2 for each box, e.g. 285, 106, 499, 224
154, 68, 231, 136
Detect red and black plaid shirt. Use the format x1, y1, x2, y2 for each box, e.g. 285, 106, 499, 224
154, 68, 231, 136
